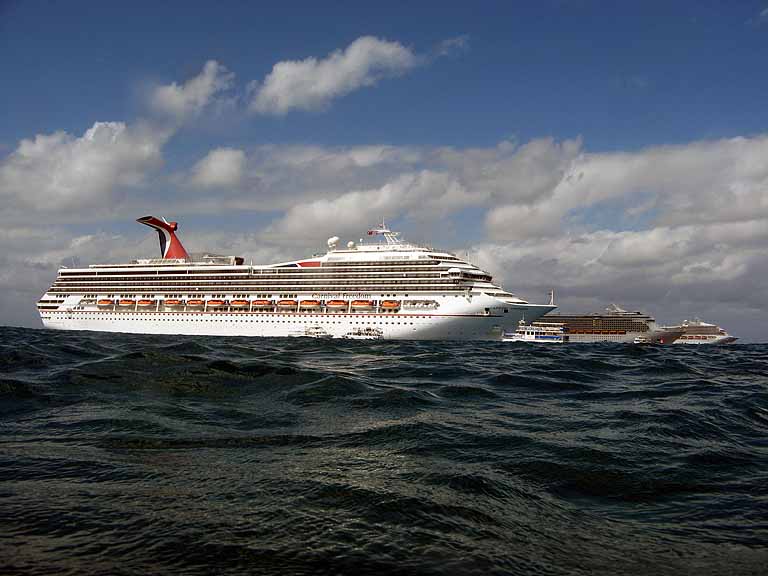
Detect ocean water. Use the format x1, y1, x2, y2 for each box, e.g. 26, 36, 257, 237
1, 326, 767, 575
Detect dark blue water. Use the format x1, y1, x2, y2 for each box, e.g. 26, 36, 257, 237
1, 326, 767, 575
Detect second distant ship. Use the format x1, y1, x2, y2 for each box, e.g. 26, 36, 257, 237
663, 318, 738, 345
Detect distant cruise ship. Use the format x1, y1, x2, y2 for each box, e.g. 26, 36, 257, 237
664, 318, 738, 345
37, 216, 555, 340
536, 303, 683, 344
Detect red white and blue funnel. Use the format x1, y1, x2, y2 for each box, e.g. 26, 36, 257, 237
136, 216, 190, 260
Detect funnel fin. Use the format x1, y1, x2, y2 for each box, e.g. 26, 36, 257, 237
136, 216, 190, 260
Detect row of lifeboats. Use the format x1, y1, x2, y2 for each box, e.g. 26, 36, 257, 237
97, 299, 159, 308
94, 298, 403, 309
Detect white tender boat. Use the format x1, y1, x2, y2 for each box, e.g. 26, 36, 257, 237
502, 320, 569, 343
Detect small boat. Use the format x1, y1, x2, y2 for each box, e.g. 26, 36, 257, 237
97, 299, 114, 307
164, 299, 184, 307
137, 299, 156, 307
343, 327, 383, 340
502, 320, 569, 344
305, 326, 332, 338
380, 300, 400, 309
230, 300, 250, 308
277, 299, 298, 307
325, 300, 347, 309
299, 300, 321, 308
350, 300, 374, 309
207, 300, 226, 307
252, 299, 273, 307
117, 299, 135, 307
187, 299, 205, 307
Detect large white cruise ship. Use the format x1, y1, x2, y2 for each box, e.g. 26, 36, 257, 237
37, 216, 555, 340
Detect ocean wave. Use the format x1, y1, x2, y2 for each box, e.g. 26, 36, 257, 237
1, 326, 767, 575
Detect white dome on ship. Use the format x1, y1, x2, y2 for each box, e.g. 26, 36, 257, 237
327, 236, 340, 249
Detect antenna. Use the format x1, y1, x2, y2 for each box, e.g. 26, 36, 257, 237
548, 289, 555, 306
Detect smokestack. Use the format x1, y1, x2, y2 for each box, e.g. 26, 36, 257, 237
136, 216, 190, 260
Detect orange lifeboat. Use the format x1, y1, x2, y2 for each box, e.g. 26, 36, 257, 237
351, 300, 374, 309
164, 299, 184, 307
325, 300, 347, 308
299, 300, 321, 308
380, 300, 400, 309
187, 299, 205, 307
137, 299, 155, 307
97, 299, 114, 307
118, 299, 135, 307
252, 299, 273, 307
277, 299, 298, 307
207, 300, 226, 307
230, 300, 250, 308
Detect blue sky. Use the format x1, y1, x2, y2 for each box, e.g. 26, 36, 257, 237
1, 1, 767, 339
3, 1, 767, 152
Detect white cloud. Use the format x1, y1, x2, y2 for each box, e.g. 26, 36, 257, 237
190, 147, 246, 188
485, 134, 768, 240
434, 35, 470, 57
0, 121, 170, 212
260, 170, 473, 244
150, 60, 234, 120
249, 36, 418, 114
0, 62, 245, 221
469, 219, 768, 328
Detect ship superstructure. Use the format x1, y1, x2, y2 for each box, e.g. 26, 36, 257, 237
536, 304, 683, 344
38, 217, 555, 340
664, 318, 738, 345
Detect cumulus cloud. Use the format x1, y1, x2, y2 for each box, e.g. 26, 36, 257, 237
485, 134, 768, 240
0, 62, 249, 221
748, 7, 768, 25
434, 35, 470, 58
0, 121, 170, 211
190, 147, 246, 188
470, 218, 768, 321
177, 138, 583, 216
259, 170, 476, 244
150, 60, 234, 120
249, 36, 418, 114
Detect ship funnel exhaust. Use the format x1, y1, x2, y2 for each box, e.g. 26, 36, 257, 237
136, 216, 190, 260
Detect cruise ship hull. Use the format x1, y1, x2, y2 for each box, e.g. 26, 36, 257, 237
40, 303, 554, 341
672, 334, 738, 345
564, 326, 683, 344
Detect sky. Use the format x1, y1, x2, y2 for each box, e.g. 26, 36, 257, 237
1, 1, 767, 341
